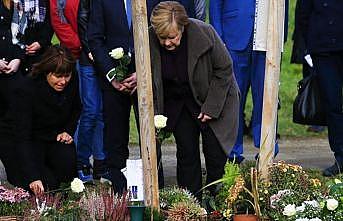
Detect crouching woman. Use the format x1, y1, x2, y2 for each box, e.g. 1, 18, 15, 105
13, 45, 81, 195
149, 1, 240, 199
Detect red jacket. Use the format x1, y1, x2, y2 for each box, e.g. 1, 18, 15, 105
50, 0, 81, 58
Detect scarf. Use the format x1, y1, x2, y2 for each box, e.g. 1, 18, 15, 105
11, 0, 47, 45
57, 0, 67, 23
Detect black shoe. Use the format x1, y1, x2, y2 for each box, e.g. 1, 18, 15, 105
323, 163, 343, 177
110, 168, 127, 195
93, 159, 109, 180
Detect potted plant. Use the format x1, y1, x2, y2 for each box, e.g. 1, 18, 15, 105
231, 168, 260, 221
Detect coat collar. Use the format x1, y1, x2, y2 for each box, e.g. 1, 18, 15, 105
149, 19, 213, 79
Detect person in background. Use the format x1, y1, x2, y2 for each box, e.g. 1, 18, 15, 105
149, 1, 239, 199
209, 0, 282, 163
11, 0, 54, 75
0, 0, 25, 188
76, 0, 107, 182
291, 0, 325, 133
49, 0, 81, 59
171, 0, 205, 21
299, 0, 343, 177
10, 45, 80, 195
88, 0, 163, 193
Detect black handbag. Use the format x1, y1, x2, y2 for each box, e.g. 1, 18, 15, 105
293, 69, 327, 126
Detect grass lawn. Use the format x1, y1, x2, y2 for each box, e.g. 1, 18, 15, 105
53, 1, 326, 145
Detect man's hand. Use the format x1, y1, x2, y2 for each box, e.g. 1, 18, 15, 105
56, 132, 73, 144
26, 42, 41, 55
4, 59, 20, 74
30, 180, 44, 196
0, 60, 8, 73
197, 112, 212, 123
122, 72, 137, 94
111, 79, 128, 92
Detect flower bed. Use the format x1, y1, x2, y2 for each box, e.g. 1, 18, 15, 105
0, 162, 342, 221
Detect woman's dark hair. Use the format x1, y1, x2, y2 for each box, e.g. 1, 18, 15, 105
31, 45, 76, 78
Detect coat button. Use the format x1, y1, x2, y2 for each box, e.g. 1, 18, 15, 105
329, 20, 334, 25
2, 58, 5, 61
323, 2, 328, 7
0, 16, 4, 20
2, 36, 5, 40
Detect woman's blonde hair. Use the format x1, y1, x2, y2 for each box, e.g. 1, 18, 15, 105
3, 0, 10, 9
150, 1, 189, 38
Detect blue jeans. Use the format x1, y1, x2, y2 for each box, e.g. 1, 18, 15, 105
228, 48, 279, 162
76, 64, 105, 166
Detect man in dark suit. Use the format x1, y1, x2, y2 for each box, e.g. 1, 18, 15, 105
299, 0, 343, 176
87, 0, 161, 192
209, 0, 287, 163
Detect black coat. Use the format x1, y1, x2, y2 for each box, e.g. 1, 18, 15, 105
20, 0, 54, 75
87, 0, 160, 89
299, 0, 343, 53
0, 2, 24, 62
12, 75, 81, 182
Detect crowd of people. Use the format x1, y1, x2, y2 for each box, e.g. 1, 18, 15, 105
0, 0, 342, 200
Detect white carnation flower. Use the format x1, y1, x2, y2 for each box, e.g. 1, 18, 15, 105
295, 218, 309, 221
109, 47, 124, 59
154, 115, 168, 129
309, 218, 322, 221
70, 178, 85, 193
326, 198, 338, 211
283, 204, 296, 216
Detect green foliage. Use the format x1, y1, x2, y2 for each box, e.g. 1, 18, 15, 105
0, 201, 29, 216
212, 161, 241, 212
159, 186, 198, 210
144, 207, 165, 221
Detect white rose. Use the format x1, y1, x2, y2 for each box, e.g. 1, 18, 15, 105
70, 178, 85, 193
326, 198, 338, 211
109, 47, 124, 59
283, 204, 296, 217
154, 115, 168, 129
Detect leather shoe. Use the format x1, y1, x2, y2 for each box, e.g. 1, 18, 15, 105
323, 163, 343, 177
110, 168, 127, 194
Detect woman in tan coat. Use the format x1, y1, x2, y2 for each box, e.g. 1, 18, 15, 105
149, 1, 239, 199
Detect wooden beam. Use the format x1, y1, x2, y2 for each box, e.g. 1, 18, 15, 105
258, 0, 285, 180
131, 0, 160, 209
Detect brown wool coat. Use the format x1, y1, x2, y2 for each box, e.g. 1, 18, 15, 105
149, 19, 240, 155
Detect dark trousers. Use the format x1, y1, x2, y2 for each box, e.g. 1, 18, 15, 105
173, 107, 227, 198
33, 141, 77, 191
312, 52, 343, 164
103, 89, 164, 191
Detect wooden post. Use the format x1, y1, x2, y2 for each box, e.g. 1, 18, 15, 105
131, 0, 160, 209
258, 0, 285, 180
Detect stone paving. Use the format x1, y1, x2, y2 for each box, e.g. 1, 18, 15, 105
0, 137, 333, 185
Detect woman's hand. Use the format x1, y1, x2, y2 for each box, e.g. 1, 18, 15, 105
0, 60, 8, 73
198, 112, 212, 123
4, 59, 20, 74
26, 42, 41, 55
56, 132, 73, 144
29, 180, 44, 196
